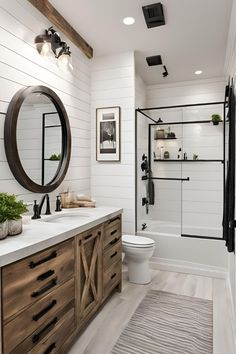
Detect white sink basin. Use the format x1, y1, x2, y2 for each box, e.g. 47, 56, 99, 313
41, 212, 91, 224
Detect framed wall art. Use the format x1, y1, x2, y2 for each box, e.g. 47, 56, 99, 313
96, 106, 121, 161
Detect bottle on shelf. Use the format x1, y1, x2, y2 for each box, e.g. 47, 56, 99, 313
183, 152, 188, 160
160, 146, 164, 160
177, 147, 182, 160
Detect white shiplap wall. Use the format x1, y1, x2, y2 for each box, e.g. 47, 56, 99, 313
91, 52, 135, 233
135, 75, 147, 230
0, 0, 91, 207
147, 77, 226, 107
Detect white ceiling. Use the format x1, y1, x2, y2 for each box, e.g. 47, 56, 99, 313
50, 0, 233, 84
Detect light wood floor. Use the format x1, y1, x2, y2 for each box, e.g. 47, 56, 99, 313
68, 268, 236, 354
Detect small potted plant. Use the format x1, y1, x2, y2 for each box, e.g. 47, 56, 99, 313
166, 126, 176, 138
0, 193, 28, 237
211, 114, 222, 125
49, 153, 61, 161
0, 196, 9, 239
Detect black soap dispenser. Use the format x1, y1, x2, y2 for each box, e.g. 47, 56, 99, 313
55, 195, 62, 212
32, 200, 40, 219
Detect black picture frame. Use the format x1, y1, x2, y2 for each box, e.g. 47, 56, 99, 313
96, 106, 121, 162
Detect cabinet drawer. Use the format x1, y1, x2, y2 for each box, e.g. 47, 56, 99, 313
27, 307, 75, 354
9, 300, 75, 354
103, 241, 122, 270
4, 278, 75, 354
103, 218, 121, 249
103, 260, 121, 299
2, 239, 75, 321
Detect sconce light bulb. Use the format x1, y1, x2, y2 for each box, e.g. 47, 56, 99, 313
57, 53, 73, 72
40, 41, 52, 56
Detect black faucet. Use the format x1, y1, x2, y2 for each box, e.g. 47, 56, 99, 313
142, 223, 147, 231
38, 194, 51, 217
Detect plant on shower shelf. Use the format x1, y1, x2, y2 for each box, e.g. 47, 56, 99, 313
166, 126, 176, 138
0, 193, 28, 239
211, 114, 222, 125
49, 153, 61, 161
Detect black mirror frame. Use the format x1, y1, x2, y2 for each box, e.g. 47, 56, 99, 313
4, 85, 71, 193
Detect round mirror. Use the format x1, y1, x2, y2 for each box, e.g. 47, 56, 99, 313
4, 86, 71, 193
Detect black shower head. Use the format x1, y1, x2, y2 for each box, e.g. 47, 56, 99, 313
162, 65, 168, 77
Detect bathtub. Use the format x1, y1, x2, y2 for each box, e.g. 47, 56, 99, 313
137, 220, 221, 240
138, 221, 180, 237
136, 220, 224, 270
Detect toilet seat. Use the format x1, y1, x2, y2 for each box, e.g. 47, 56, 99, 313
122, 234, 155, 248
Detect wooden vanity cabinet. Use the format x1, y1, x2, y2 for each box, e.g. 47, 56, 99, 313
0, 215, 122, 354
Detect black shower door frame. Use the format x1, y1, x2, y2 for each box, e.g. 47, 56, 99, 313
135, 101, 226, 240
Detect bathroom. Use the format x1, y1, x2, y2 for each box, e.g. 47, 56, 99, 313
0, 0, 235, 353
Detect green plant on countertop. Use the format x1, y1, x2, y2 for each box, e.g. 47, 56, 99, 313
211, 114, 222, 125
49, 153, 61, 161
0, 193, 28, 222
193, 154, 199, 160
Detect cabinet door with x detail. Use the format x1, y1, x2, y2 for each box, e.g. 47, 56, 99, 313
77, 226, 103, 327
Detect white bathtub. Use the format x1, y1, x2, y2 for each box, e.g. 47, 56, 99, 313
138, 221, 180, 237
138, 220, 221, 239
136, 221, 225, 269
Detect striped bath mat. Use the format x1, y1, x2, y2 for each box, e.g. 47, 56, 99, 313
111, 290, 213, 354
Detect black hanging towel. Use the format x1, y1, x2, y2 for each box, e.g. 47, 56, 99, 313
223, 80, 235, 252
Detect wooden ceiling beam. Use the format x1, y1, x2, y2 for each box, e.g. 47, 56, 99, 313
27, 0, 93, 58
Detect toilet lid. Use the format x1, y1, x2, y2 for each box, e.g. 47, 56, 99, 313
122, 234, 155, 247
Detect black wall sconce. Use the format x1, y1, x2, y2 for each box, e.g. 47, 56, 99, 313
35, 26, 73, 72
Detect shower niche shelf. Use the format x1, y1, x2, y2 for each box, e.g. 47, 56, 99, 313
154, 137, 177, 140
154, 159, 224, 163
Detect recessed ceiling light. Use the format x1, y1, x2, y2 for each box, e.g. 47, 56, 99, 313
123, 17, 135, 25
195, 70, 203, 75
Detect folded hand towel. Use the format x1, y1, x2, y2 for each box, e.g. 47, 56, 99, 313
77, 194, 92, 202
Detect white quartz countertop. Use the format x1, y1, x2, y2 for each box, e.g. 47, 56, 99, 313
0, 206, 123, 267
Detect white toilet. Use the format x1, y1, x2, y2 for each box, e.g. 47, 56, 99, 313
122, 234, 155, 284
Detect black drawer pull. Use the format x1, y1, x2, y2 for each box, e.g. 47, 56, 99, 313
108, 217, 120, 224
44, 342, 56, 354
110, 229, 117, 236
110, 237, 119, 246
84, 233, 93, 240
31, 277, 58, 298
32, 317, 58, 344
37, 270, 55, 281
111, 273, 117, 280
32, 300, 57, 322
110, 252, 118, 259
29, 251, 57, 269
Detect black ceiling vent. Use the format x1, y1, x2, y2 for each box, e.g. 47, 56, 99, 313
146, 55, 162, 66
142, 3, 165, 28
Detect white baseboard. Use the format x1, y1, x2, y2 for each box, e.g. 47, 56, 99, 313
150, 256, 227, 279
226, 276, 236, 351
